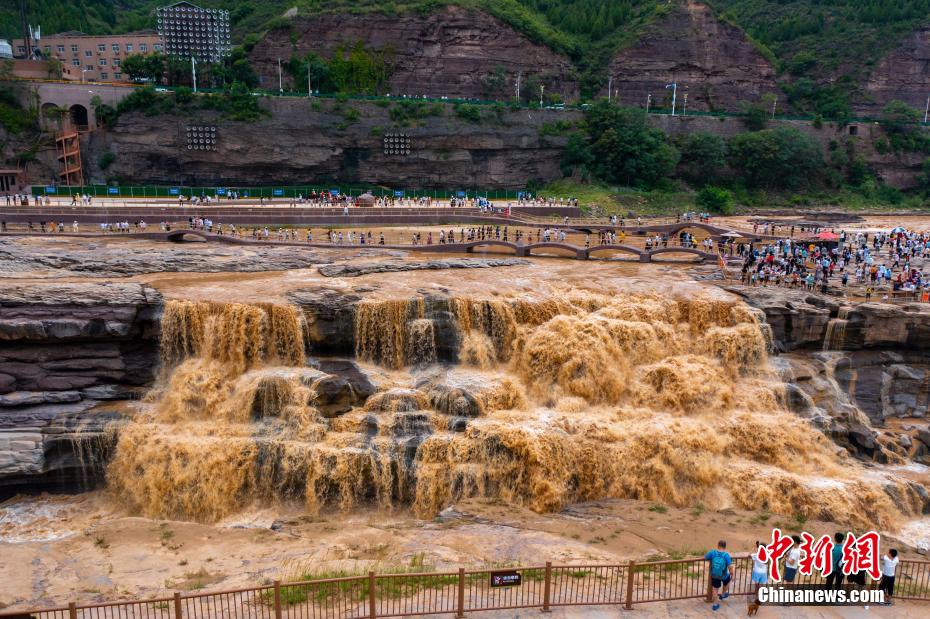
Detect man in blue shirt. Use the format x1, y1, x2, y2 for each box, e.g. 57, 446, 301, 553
704, 540, 733, 611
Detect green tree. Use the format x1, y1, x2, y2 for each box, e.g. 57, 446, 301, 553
739, 100, 768, 131
584, 100, 679, 187
696, 186, 734, 215
677, 132, 726, 184
560, 133, 592, 177
727, 127, 823, 189
880, 99, 921, 135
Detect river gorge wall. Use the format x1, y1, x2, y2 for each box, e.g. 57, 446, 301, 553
73, 100, 926, 190
0, 283, 161, 493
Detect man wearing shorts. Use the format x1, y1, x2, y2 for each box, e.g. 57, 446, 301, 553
704, 540, 733, 611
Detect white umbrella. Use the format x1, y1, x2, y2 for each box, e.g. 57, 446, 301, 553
890, 226, 907, 234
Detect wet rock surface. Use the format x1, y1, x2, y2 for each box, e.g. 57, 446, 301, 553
0, 237, 333, 278
0, 282, 161, 495
318, 258, 530, 278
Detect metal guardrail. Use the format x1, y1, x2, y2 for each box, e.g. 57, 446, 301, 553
3, 557, 928, 619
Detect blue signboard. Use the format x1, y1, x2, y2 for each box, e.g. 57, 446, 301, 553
216, 188, 227, 196
272, 188, 284, 197
330, 188, 340, 195
169, 187, 180, 196
394, 190, 404, 197
456, 191, 466, 198
107, 187, 119, 195
45, 186, 57, 194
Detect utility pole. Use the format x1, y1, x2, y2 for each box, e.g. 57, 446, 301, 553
924, 96, 929, 123
191, 57, 198, 93
666, 82, 677, 116
515, 71, 522, 102
646, 93, 651, 114
772, 97, 778, 120
540, 84, 544, 107
683, 92, 688, 116
607, 76, 612, 102
307, 62, 312, 97
277, 58, 283, 93
19, 0, 32, 59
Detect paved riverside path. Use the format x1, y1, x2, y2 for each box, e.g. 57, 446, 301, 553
0, 228, 723, 263
0, 204, 751, 237
417, 599, 920, 618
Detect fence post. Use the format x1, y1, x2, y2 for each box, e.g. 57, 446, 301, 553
273, 580, 282, 619
68, 602, 77, 619
456, 567, 465, 618
173, 592, 182, 619
542, 562, 552, 612
624, 562, 635, 610
368, 571, 376, 619
705, 567, 714, 603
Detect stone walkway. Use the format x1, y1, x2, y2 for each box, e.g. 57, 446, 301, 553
420, 599, 922, 617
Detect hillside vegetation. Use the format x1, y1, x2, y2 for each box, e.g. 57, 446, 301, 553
4, 1, 930, 111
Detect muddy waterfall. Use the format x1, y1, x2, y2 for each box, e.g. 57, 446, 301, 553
100, 294, 926, 530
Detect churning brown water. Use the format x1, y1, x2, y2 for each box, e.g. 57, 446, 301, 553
107, 294, 921, 530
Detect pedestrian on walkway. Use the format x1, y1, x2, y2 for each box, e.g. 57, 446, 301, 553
704, 540, 732, 611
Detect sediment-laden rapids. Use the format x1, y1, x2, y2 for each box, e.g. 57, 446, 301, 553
106, 294, 924, 529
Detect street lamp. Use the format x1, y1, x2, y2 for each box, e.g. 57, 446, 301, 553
646, 93, 651, 113
81, 69, 89, 83
665, 82, 677, 116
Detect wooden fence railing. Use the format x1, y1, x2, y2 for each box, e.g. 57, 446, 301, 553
3, 557, 929, 619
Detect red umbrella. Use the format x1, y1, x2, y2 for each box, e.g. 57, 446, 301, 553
816, 231, 839, 241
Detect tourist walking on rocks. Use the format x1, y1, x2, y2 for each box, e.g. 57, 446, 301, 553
704, 540, 732, 611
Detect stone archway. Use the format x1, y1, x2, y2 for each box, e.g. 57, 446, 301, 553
69, 104, 89, 131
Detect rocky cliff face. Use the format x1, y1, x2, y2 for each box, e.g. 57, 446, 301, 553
732, 286, 930, 464
602, 1, 781, 112
248, 5, 579, 102
0, 282, 162, 494
87, 98, 576, 189
863, 26, 930, 113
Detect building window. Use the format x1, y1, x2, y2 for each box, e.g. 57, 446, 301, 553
153, 43, 162, 51
113, 58, 120, 66
17, 46, 25, 54
71, 44, 78, 53
86, 64, 94, 71
43, 46, 51, 55
85, 50, 92, 57
112, 43, 120, 53
72, 59, 80, 66
114, 73, 122, 80
56, 45, 65, 53
97, 44, 106, 52
99, 58, 107, 66
126, 43, 133, 52
139, 43, 147, 52
100, 72, 108, 80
